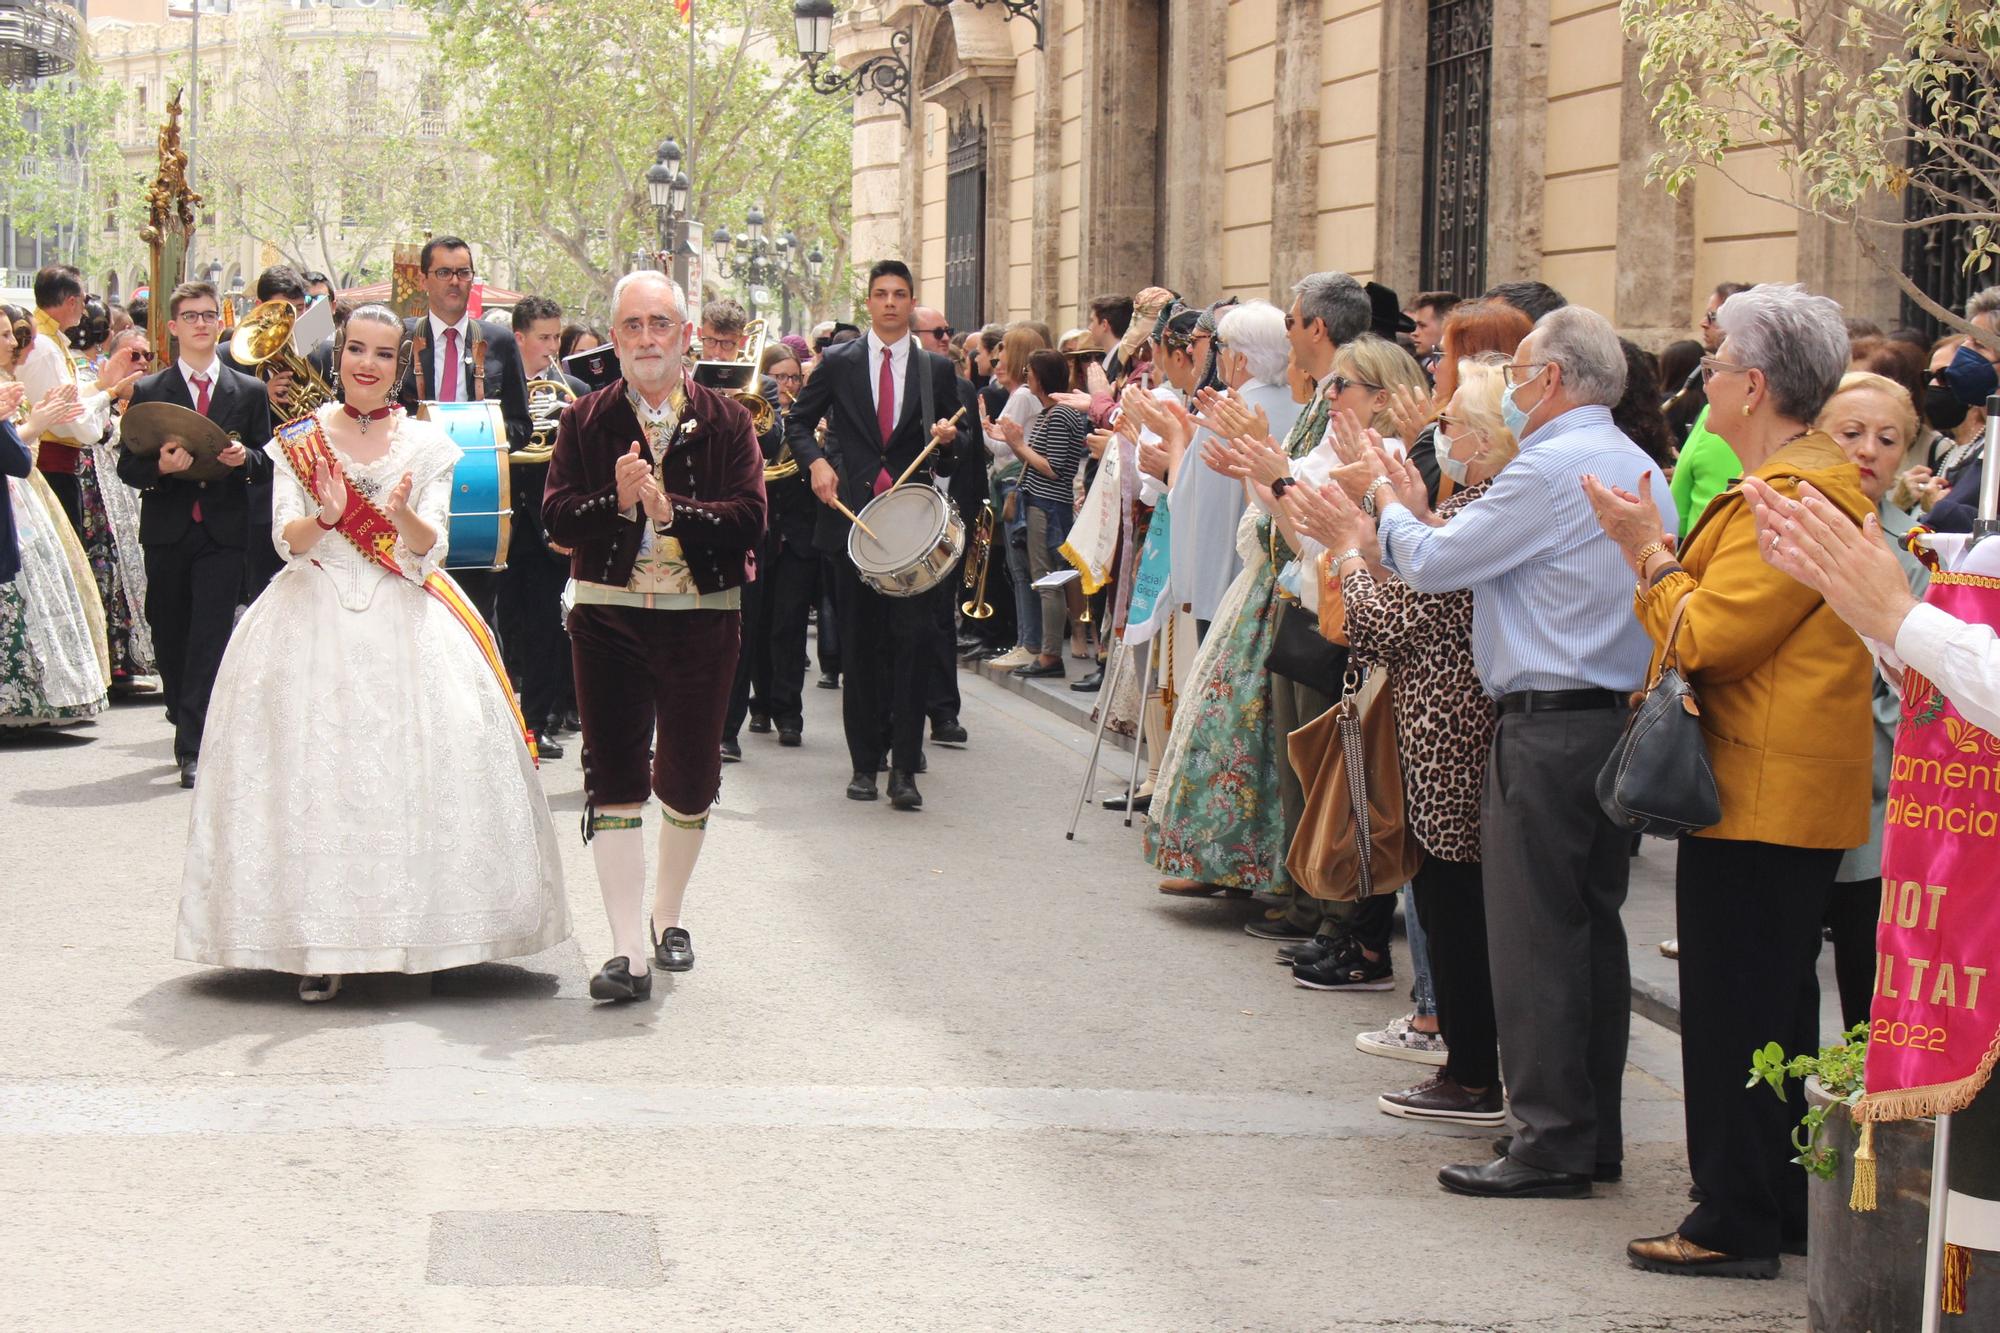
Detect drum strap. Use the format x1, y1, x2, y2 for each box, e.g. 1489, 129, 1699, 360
915, 347, 936, 477
271, 416, 536, 763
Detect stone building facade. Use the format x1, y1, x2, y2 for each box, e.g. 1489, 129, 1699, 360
833, 0, 1898, 346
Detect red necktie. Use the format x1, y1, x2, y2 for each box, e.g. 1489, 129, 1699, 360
440, 327, 460, 402
190, 373, 210, 521
874, 346, 895, 494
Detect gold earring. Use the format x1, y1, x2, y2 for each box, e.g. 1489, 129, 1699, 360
1741, 403, 1752, 417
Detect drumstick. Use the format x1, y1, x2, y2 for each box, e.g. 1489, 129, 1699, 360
829, 496, 881, 543
890, 407, 969, 491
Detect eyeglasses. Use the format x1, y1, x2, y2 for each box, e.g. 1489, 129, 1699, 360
1699, 354, 1749, 383
772, 371, 804, 384
1701, 309, 1721, 327
1329, 374, 1384, 396
616, 315, 683, 336
1502, 361, 1549, 386
175, 310, 222, 324
427, 266, 476, 282
1284, 314, 1319, 332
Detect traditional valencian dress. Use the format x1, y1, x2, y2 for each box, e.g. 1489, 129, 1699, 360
175, 405, 568, 975
0, 447, 107, 727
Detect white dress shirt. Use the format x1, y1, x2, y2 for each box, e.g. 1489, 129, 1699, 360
865, 328, 912, 427
18, 331, 112, 447
428, 313, 474, 402
1874, 532, 2000, 737
178, 356, 221, 412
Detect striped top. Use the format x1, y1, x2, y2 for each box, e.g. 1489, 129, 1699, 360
1018, 404, 1093, 506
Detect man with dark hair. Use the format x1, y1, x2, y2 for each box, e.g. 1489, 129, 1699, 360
499, 294, 588, 760
20, 265, 135, 533
1404, 290, 1461, 359
117, 280, 273, 788
1482, 280, 1569, 323
127, 294, 150, 334
1086, 295, 1133, 351
698, 297, 750, 361
398, 236, 533, 627
254, 265, 309, 307
302, 271, 334, 304
786, 258, 964, 808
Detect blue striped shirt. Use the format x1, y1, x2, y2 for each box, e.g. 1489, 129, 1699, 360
1378, 404, 1677, 697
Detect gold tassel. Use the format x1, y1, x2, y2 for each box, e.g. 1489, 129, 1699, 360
1943, 1242, 1969, 1316
1850, 1120, 1878, 1212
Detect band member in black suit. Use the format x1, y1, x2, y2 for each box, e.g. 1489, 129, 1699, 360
785, 261, 963, 810
223, 263, 319, 601
116, 281, 274, 787
396, 236, 533, 628
914, 306, 980, 736
499, 295, 587, 761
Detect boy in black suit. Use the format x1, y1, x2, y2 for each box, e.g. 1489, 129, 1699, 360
116, 281, 273, 787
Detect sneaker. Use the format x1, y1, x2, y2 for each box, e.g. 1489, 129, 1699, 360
1659, 937, 1679, 959
1293, 940, 1395, 991
1244, 916, 1317, 942
1276, 932, 1348, 966
989, 647, 1036, 669
1356, 1014, 1449, 1066
1379, 1073, 1506, 1125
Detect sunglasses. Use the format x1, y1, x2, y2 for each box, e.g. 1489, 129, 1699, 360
1699, 354, 1749, 383
1329, 374, 1384, 396
919, 325, 953, 339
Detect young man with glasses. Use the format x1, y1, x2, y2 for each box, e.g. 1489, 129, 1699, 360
117, 281, 273, 789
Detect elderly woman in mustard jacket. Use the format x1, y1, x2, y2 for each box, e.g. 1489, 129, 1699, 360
1583, 283, 1872, 1281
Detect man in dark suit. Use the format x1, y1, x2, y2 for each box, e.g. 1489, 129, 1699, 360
786, 260, 963, 810
222, 263, 316, 602
751, 351, 818, 748
914, 306, 982, 729
396, 236, 533, 628
499, 294, 587, 760
116, 280, 273, 787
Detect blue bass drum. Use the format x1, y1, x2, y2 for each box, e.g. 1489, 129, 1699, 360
417, 401, 512, 570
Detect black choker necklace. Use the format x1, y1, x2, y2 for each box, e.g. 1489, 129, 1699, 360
342, 402, 396, 434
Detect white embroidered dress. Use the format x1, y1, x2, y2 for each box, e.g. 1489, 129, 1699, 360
175, 407, 568, 974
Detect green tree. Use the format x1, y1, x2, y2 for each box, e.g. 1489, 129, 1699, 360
415, 0, 853, 325
0, 59, 126, 279
1623, 0, 2000, 343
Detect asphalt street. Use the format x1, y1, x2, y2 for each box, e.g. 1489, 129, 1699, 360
1, 671, 1806, 1330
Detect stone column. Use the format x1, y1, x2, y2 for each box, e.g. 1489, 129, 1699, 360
1268, 0, 1323, 297
1613, 37, 1693, 347
1079, 0, 1161, 313
1160, 0, 1226, 300
1030, 0, 1065, 320
838, 16, 914, 271
1483, 0, 1549, 289
1372, 0, 1427, 296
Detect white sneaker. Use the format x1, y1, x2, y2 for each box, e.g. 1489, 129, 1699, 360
1355, 1013, 1448, 1066
990, 647, 1035, 669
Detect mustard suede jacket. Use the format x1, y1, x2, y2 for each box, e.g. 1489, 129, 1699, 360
1635, 431, 1873, 848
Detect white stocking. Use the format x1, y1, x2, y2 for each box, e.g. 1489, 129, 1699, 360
653, 803, 709, 931
1142, 690, 1166, 792
588, 808, 649, 975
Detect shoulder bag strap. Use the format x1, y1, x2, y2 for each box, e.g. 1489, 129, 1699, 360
1654, 590, 1697, 686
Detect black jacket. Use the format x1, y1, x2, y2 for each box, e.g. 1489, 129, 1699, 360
786, 336, 959, 553
398, 315, 533, 453
117, 362, 274, 548
0, 420, 30, 584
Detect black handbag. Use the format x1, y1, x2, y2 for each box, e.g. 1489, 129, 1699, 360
1595, 592, 1722, 839
1266, 598, 1348, 698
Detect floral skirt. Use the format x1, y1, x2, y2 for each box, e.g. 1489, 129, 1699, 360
77, 447, 152, 676
0, 476, 107, 726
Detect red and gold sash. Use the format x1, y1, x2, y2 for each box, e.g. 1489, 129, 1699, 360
273, 416, 536, 762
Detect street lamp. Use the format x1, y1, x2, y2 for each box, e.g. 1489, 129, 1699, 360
792, 0, 913, 125
806, 247, 824, 282
917, 0, 1045, 49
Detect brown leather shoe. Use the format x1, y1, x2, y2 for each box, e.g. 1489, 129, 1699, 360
1626, 1232, 1779, 1279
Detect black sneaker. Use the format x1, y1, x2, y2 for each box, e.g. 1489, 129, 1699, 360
1244, 915, 1317, 942
1275, 933, 1347, 966
1293, 940, 1394, 991
1378, 1073, 1505, 1125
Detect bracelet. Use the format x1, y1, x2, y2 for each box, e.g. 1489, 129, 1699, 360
1270, 475, 1296, 499
1631, 540, 1667, 571
1332, 546, 1364, 569
314, 510, 339, 530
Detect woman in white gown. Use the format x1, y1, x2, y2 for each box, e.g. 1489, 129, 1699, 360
175, 304, 568, 1002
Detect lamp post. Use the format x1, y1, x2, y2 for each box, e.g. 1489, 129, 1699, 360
711, 208, 796, 325
646, 136, 694, 290
792, 0, 914, 126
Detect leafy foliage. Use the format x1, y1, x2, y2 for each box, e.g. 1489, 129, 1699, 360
1623, 0, 2000, 341
1746, 1022, 1870, 1178
0, 59, 126, 279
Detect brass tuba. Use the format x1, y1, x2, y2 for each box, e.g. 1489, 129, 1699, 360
961, 501, 995, 619
229, 298, 336, 419
512, 375, 577, 464
691, 316, 783, 472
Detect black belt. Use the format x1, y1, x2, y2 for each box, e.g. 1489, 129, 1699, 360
1497, 688, 1623, 717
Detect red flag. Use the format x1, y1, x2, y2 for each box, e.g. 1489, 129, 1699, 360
674, 0, 690, 17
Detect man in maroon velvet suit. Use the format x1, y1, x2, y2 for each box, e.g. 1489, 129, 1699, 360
542, 270, 766, 1003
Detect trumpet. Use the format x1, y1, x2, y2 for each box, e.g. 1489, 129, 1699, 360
961, 501, 996, 619
691, 316, 781, 455
512, 375, 577, 464
229, 298, 335, 419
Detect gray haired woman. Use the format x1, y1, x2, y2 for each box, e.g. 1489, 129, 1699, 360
1583, 283, 1873, 1278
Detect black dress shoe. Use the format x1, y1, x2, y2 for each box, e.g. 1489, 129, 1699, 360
652, 924, 695, 972
817, 672, 841, 690
913, 751, 927, 774
178, 761, 197, 789
562, 708, 582, 733
589, 956, 652, 1002
778, 726, 802, 747
887, 768, 923, 810
1439, 1155, 1591, 1199
533, 731, 565, 760
955, 634, 984, 653
721, 737, 742, 762
1070, 667, 1105, 692
1100, 788, 1151, 812
748, 712, 771, 734
847, 771, 879, 801
1491, 1135, 1622, 1182
930, 718, 968, 746
1011, 660, 1065, 679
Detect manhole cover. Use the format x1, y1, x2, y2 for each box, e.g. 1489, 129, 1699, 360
427, 1210, 664, 1287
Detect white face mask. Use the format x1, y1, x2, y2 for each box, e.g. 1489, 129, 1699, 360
1438, 447, 1469, 485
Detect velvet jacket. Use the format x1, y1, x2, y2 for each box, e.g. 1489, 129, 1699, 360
542, 375, 767, 594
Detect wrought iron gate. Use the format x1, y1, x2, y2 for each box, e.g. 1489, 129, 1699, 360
945, 115, 986, 333
1420, 0, 1492, 296
1901, 81, 1997, 336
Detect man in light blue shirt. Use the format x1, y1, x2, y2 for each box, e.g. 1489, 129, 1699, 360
1372, 305, 1675, 1198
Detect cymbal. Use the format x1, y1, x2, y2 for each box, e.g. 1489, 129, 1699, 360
120, 401, 236, 482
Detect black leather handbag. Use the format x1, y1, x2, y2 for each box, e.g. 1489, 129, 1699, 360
1266, 598, 1348, 698
1596, 593, 1721, 839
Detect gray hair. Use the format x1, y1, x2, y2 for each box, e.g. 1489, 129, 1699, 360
1715, 282, 1849, 424
610, 269, 688, 323
1216, 300, 1289, 384
1291, 271, 1371, 346
1968, 286, 2000, 329
1528, 305, 1627, 407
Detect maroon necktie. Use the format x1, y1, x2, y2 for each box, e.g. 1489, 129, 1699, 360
440, 327, 460, 402
874, 346, 895, 495
190, 372, 210, 522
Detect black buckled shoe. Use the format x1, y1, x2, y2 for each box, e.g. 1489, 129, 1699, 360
847, 770, 879, 801
653, 925, 695, 973
888, 768, 923, 810
589, 956, 652, 1002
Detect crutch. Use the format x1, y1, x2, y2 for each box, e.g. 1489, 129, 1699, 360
1122, 638, 1157, 829
1065, 634, 1129, 840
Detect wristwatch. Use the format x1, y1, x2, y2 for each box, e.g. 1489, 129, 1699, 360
1270, 475, 1296, 500
1332, 546, 1364, 569
1361, 475, 1393, 518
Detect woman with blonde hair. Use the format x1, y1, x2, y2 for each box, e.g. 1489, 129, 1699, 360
983, 324, 1050, 667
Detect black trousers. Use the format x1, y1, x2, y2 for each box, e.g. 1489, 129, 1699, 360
816, 555, 842, 676
497, 538, 571, 732
927, 547, 964, 725
1676, 837, 1836, 1259
1483, 707, 1633, 1175
1824, 878, 1879, 1032
829, 556, 938, 775
452, 567, 502, 642
725, 550, 770, 740
144, 524, 241, 765
763, 539, 818, 729
1412, 857, 1498, 1090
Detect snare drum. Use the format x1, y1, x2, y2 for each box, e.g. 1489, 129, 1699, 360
418, 401, 513, 570
848, 485, 965, 598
